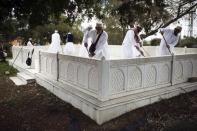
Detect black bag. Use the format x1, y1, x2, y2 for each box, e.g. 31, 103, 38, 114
26, 49, 34, 66
89, 44, 96, 56
89, 31, 103, 57
26, 56, 32, 66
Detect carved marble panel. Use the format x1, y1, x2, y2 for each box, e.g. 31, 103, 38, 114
67, 63, 75, 82
46, 58, 52, 74
185, 61, 193, 78
77, 65, 86, 87
128, 66, 142, 89
51, 59, 57, 75
59, 60, 65, 79
174, 61, 183, 81
41, 56, 47, 73
145, 65, 157, 87
110, 68, 125, 93
158, 64, 170, 84
192, 60, 197, 77
88, 67, 99, 92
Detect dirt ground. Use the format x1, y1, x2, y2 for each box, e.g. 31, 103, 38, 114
0, 66, 197, 130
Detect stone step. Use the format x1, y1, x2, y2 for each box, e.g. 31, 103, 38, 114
9, 77, 27, 86
17, 72, 35, 84
25, 69, 37, 77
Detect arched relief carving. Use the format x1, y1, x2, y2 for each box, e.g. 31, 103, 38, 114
186, 61, 193, 77
110, 68, 125, 93
145, 65, 157, 87
175, 61, 183, 80
77, 65, 86, 86
67, 63, 75, 82
159, 64, 170, 84
40, 56, 45, 72
51, 59, 56, 75
128, 66, 142, 89
59, 60, 65, 78
44, 57, 47, 72
60, 61, 69, 80
192, 60, 197, 77
22, 51, 26, 64
88, 67, 98, 91
47, 58, 53, 74
46, 57, 49, 73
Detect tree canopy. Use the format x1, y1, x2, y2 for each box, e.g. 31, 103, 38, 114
0, 0, 196, 42
107, 0, 197, 38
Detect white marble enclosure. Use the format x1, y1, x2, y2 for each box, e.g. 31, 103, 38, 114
10, 45, 197, 124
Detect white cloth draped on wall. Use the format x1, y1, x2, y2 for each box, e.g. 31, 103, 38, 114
79, 29, 92, 57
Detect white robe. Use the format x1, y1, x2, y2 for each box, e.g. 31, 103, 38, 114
48, 32, 62, 53
89, 30, 110, 60
27, 41, 33, 46
122, 30, 141, 58
64, 42, 75, 55
159, 28, 180, 56
79, 30, 92, 57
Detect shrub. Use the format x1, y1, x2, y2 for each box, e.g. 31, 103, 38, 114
150, 38, 161, 46
178, 37, 197, 48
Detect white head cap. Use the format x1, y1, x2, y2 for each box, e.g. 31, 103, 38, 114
55, 30, 58, 33
96, 22, 103, 28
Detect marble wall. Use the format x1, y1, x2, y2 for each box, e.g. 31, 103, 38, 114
11, 45, 197, 124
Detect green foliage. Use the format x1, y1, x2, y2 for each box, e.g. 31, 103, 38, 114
3, 43, 13, 58
112, 0, 170, 34
178, 37, 197, 48
150, 38, 161, 46
142, 40, 150, 46
0, 0, 12, 23
0, 0, 102, 43
103, 15, 124, 45
0, 0, 196, 43
30, 18, 83, 45
0, 62, 18, 76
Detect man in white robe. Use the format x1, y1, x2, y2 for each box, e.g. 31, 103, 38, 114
88, 22, 109, 59
47, 30, 62, 53
79, 26, 92, 57
63, 32, 75, 55
159, 26, 182, 56
122, 25, 144, 58
27, 38, 33, 46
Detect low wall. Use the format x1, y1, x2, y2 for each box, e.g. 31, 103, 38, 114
36, 51, 197, 124
10, 45, 197, 124
109, 45, 197, 58
11, 46, 48, 71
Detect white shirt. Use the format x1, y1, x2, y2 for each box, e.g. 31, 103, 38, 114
89, 30, 109, 59
79, 29, 92, 57
48, 32, 62, 53
159, 28, 180, 55
27, 41, 33, 46
122, 29, 141, 58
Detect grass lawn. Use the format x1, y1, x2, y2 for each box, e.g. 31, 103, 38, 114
0, 61, 18, 76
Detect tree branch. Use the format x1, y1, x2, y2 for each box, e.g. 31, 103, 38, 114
145, 2, 197, 38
